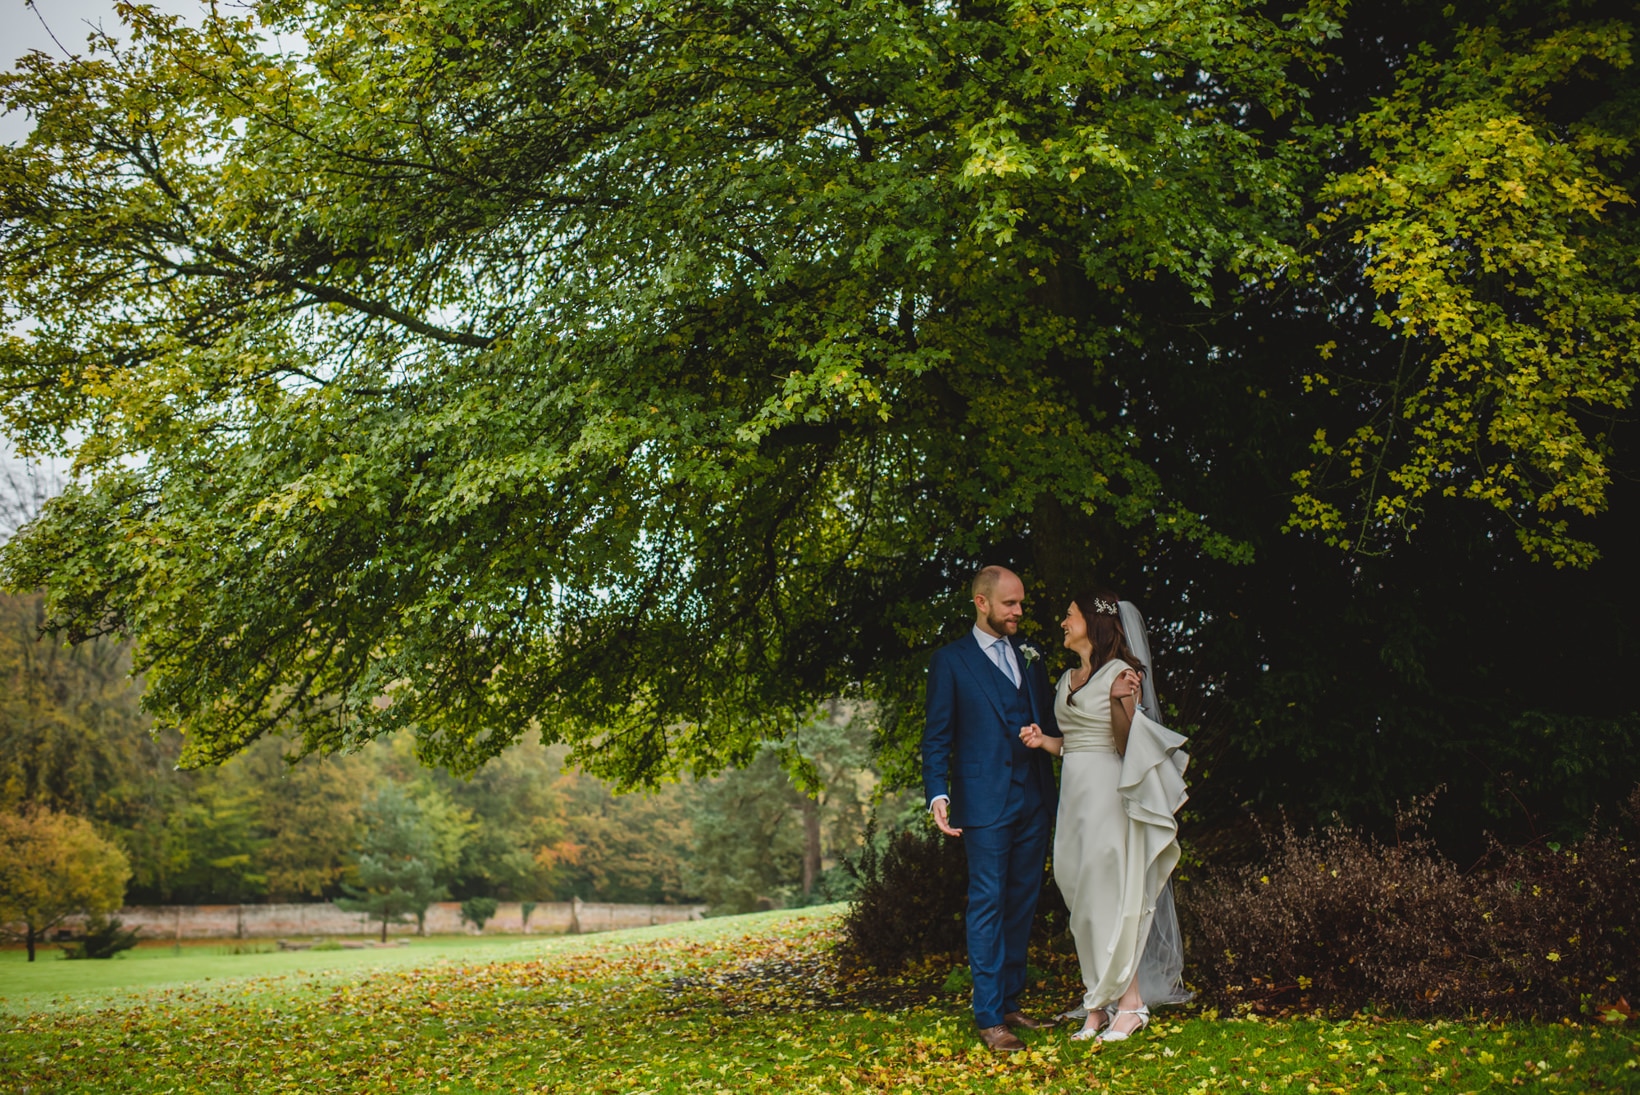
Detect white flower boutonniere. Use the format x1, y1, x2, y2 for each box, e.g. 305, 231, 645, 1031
1018, 641, 1042, 666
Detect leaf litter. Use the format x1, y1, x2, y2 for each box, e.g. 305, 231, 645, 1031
2, 908, 1636, 1094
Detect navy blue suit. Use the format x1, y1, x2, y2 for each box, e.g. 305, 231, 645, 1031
922, 632, 1061, 1028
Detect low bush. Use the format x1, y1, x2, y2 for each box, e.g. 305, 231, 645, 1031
1183, 787, 1640, 1019
837, 820, 967, 972
60, 915, 140, 959
836, 818, 1069, 973
459, 896, 499, 932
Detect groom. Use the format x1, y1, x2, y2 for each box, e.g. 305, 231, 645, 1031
923, 565, 1061, 1053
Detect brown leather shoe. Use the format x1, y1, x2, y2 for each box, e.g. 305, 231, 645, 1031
977, 1024, 1027, 1054
1003, 1010, 1057, 1030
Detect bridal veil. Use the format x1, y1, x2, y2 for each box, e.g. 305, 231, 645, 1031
1118, 599, 1194, 1007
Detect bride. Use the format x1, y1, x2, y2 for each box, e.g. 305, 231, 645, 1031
1019, 591, 1190, 1042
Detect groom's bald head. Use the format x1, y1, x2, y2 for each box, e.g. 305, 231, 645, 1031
972, 566, 1025, 637
972, 565, 1015, 600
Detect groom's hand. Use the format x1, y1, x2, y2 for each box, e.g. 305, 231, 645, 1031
932, 798, 962, 837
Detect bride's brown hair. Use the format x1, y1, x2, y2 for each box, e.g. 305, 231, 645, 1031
1073, 588, 1146, 677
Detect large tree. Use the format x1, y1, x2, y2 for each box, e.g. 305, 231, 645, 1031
2, 1, 1636, 846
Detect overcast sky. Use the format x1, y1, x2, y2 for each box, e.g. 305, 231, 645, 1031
3, 1, 202, 474
4, 1, 137, 144
1, 1, 82, 471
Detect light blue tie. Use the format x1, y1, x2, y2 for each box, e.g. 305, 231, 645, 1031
992, 638, 1018, 687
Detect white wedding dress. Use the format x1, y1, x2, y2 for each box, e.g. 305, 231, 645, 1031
1052, 651, 1191, 1011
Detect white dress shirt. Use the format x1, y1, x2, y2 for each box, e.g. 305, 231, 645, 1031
974, 624, 1020, 686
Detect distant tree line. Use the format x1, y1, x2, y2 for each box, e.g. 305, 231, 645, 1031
1, 590, 886, 917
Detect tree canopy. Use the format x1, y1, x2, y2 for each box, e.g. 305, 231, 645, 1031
2, 0, 1636, 846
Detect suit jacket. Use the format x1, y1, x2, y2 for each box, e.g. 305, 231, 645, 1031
922, 631, 1062, 828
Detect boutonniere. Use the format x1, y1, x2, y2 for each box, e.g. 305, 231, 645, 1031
1018, 641, 1042, 665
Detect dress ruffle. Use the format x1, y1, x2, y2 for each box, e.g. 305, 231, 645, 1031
1119, 710, 1190, 833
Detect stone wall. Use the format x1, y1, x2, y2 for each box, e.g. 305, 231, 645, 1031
38, 897, 706, 941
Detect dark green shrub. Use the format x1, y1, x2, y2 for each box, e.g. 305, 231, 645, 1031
836, 818, 1069, 973
459, 895, 500, 932
60, 915, 140, 959
837, 820, 967, 972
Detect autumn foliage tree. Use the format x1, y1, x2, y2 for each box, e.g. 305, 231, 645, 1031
1, 0, 1637, 848
0, 808, 130, 961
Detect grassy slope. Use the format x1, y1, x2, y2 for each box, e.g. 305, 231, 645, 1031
3, 907, 1636, 1095
0, 913, 793, 1014
1, 932, 624, 1013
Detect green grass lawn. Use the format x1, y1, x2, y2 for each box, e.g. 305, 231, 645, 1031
0, 912, 789, 1014
3, 906, 1636, 1094
0, 930, 597, 1013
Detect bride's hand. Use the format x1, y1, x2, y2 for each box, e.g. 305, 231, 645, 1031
1019, 723, 1045, 749
1113, 669, 1142, 699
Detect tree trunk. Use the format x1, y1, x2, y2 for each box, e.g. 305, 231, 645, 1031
380, 917, 387, 944
801, 795, 822, 897
25, 923, 35, 962
1030, 491, 1094, 611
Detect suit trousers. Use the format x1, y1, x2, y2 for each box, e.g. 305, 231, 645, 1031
962, 770, 1051, 1028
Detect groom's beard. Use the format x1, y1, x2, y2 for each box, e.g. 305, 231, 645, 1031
987, 609, 1019, 635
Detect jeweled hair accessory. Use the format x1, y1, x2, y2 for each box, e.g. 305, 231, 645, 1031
1091, 597, 1120, 616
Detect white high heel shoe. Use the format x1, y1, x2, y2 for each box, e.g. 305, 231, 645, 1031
1096, 1005, 1150, 1042
1067, 1005, 1116, 1041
